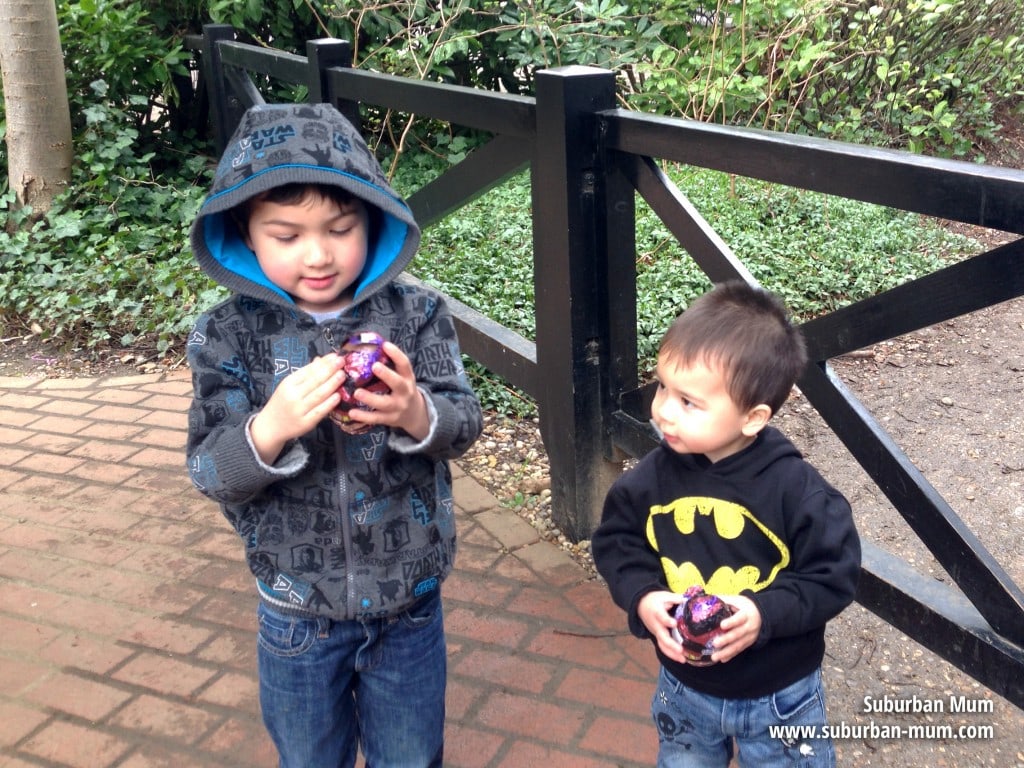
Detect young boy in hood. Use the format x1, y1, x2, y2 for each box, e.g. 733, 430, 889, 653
185, 103, 483, 768
591, 281, 860, 767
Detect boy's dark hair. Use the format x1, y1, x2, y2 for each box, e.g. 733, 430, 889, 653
231, 182, 370, 240
252, 182, 356, 208
659, 281, 808, 414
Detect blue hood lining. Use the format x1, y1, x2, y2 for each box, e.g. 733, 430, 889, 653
200, 165, 412, 305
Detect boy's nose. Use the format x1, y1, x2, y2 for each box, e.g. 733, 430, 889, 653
304, 239, 332, 266
651, 397, 668, 425
651, 395, 676, 426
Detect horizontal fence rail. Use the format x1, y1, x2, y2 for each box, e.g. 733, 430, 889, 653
184, 25, 1024, 708
607, 111, 1024, 235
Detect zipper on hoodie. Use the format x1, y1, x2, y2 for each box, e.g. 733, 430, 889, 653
322, 325, 337, 352
321, 323, 357, 620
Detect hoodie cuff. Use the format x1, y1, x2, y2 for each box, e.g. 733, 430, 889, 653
244, 414, 309, 475
389, 385, 438, 453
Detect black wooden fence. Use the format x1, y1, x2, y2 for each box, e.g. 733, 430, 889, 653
184, 24, 1024, 708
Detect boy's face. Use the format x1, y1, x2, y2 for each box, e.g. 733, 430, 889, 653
651, 354, 766, 463
244, 191, 369, 314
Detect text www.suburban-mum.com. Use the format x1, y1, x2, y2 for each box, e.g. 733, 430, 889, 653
769, 722, 995, 741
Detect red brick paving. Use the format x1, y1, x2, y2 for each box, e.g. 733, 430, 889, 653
0, 371, 657, 767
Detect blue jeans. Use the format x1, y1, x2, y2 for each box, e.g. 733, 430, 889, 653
257, 592, 446, 768
652, 666, 835, 768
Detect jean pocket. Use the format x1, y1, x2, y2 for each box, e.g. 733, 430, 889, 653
257, 602, 321, 658
770, 670, 824, 722
399, 590, 442, 629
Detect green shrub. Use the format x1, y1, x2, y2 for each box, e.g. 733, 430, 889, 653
0, 92, 220, 355
626, 0, 1024, 157
59, 0, 193, 158
285, 0, 1024, 159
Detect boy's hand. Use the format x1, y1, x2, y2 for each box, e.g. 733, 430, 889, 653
343, 342, 430, 440
708, 594, 761, 663
638, 590, 695, 664
250, 353, 345, 463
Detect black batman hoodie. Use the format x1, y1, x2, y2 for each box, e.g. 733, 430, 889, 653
591, 426, 860, 698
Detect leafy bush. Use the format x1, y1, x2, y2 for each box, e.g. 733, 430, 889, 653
0, 0, 214, 352
69, 0, 1010, 164
793, 0, 1023, 155
59, 0, 193, 159
626, 0, 1024, 156
281, 0, 1023, 159
43, 0, 1010, 164
0, 91, 220, 355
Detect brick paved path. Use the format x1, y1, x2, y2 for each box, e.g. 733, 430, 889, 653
0, 371, 658, 767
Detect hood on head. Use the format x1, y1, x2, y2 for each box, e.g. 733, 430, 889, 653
189, 103, 421, 308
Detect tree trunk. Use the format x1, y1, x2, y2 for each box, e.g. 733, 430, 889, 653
0, 0, 73, 215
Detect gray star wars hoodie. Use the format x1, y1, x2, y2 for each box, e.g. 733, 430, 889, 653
185, 103, 483, 620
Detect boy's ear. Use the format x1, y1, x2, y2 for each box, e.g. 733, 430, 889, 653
741, 404, 773, 437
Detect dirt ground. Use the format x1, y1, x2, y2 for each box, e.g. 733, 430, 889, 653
784, 294, 1024, 767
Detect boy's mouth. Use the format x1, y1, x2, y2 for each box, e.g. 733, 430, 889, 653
654, 424, 685, 449
303, 275, 337, 290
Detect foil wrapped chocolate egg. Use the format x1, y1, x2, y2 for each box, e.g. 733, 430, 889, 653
329, 332, 392, 434
670, 586, 735, 666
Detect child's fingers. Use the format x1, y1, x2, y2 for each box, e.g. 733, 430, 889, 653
380, 341, 409, 367
350, 387, 391, 416
378, 342, 415, 382
272, 354, 345, 418
369, 345, 417, 399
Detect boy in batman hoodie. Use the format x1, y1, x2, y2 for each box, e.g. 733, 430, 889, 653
592, 281, 860, 767
185, 103, 482, 768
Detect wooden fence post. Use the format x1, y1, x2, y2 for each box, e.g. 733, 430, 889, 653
305, 39, 358, 128
201, 24, 238, 153
532, 67, 625, 541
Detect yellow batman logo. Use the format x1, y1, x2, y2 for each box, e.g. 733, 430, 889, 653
646, 497, 789, 594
